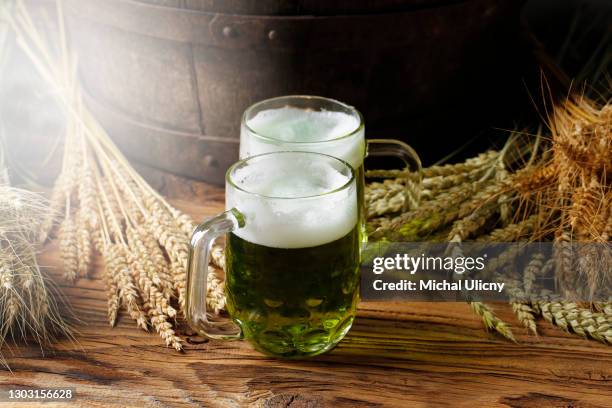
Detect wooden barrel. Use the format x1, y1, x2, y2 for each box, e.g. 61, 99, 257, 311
147, 0, 476, 15
66, 0, 524, 185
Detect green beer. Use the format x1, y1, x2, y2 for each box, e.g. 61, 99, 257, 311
225, 226, 360, 357
186, 151, 360, 357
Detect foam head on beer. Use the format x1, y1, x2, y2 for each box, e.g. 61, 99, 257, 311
241, 107, 365, 169
227, 152, 357, 249
246, 107, 359, 142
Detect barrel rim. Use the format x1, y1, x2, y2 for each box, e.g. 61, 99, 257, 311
91, 0, 473, 17
65, 0, 513, 48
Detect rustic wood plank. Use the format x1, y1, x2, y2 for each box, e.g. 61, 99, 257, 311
1, 183, 611, 407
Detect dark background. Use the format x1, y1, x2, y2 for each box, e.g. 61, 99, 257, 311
416, 0, 611, 167
0, 0, 609, 184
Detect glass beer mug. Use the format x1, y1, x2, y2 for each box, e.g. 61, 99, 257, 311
240, 95, 422, 241
186, 152, 360, 358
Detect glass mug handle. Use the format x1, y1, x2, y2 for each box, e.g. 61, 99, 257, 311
367, 139, 423, 208
186, 208, 244, 340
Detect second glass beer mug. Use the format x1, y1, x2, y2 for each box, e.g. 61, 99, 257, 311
186, 152, 360, 358
240, 95, 422, 241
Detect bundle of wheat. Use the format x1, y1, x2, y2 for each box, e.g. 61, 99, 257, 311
363, 94, 611, 343
514, 96, 611, 297
5, 0, 225, 350
0, 143, 72, 367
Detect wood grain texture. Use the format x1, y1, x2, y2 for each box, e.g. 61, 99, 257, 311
1, 180, 611, 408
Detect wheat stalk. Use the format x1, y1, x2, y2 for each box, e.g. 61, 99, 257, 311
470, 302, 516, 342
477, 215, 538, 242
523, 252, 545, 296
422, 151, 499, 178
511, 302, 538, 335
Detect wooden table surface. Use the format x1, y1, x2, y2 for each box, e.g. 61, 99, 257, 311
1, 175, 611, 408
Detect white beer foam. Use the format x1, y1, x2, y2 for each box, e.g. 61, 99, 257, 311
247, 107, 359, 142
227, 155, 357, 249
241, 107, 365, 169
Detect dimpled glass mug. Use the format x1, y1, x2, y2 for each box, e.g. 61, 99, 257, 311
186, 152, 360, 358
240, 95, 423, 242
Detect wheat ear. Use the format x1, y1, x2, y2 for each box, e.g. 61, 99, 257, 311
470, 302, 516, 342
538, 301, 612, 344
